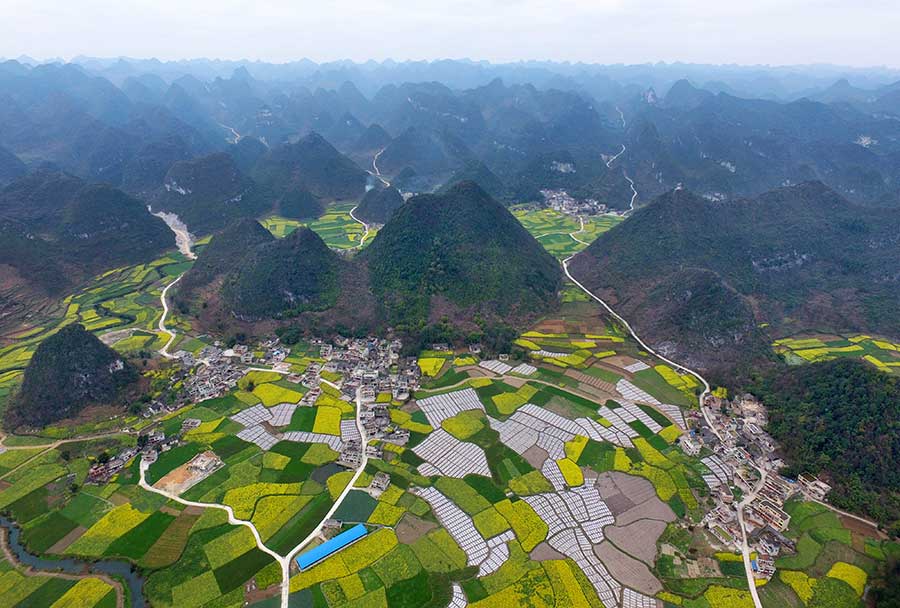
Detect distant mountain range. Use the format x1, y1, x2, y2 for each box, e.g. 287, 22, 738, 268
2, 58, 900, 213
568, 181, 900, 379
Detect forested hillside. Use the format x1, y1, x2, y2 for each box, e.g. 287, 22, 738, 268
569, 182, 900, 378
363, 181, 562, 333
5, 324, 138, 428
750, 359, 900, 533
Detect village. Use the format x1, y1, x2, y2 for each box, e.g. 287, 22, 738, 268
686, 391, 834, 583
114, 334, 422, 487
541, 188, 608, 216
89, 321, 853, 602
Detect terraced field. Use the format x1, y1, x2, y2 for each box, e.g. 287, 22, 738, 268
773, 334, 900, 375
512, 206, 623, 259
261, 202, 376, 249
0, 252, 194, 415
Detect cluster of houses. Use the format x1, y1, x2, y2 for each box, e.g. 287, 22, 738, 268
86, 429, 175, 484
540, 189, 607, 216
689, 392, 833, 582
308, 337, 421, 468
320, 337, 421, 404
175, 339, 292, 404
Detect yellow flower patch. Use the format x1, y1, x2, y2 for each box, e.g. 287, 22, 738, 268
826, 561, 866, 596
312, 406, 342, 435
556, 458, 584, 487
564, 435, 588, 462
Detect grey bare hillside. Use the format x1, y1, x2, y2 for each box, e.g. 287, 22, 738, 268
362, 181, 562, 332
568, 181, 900, 379
4, 323, 138, 429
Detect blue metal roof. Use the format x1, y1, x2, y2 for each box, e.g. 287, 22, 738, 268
296, 524, 368, 570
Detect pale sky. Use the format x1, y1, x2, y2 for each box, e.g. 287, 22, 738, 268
3, 0, 899, 67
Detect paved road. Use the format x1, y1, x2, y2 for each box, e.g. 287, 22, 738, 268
155, 216, 197, 360
606, 144, 626, 168
157, 275, 184, 360
570, 216, 591, 246
623, 172, 638, 213
370, 148, 390, 187
348, 206, 371, 250
140, 385, 369, 608
736, 467, 767, 608
138, 460, 288, 600
217, 122, 242, 144
604, 140, 638, 214
283, 391, 370, 571
561, 255, 763, 608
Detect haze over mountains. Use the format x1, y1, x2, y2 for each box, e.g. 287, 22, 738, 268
1, 55, 899, 352
2, 57, 900, 213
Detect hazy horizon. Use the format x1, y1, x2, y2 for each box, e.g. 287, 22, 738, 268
3, 0, 900, 69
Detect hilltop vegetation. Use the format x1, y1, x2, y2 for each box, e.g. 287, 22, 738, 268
751, 359, 900, 532
5, 324, 138, 428
253, 132, 368, 201
222, 227, 342, 319
364, 181, 562, 332
175, 218, 275, 308
354, 186, 404, 224
150, 152, 269, 234
441, 160, 506, 201
184, 182, 560, 342
277, 187, 324, 220
569, 182, 900, 378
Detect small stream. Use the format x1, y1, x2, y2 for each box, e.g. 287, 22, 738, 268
0, 516, 146, 607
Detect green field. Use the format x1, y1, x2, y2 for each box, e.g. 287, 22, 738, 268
773, 334, 900, 375
512, 206, 623, 258
260, 202, 376, 249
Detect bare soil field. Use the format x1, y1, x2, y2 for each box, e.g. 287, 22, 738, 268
395, 514, 437, 543
48, 526, 87, 554
153, 451, 222, 494
530, 541, 568, 562
606, 518, 668, 565
595, 540, 662, 595
595, 472, 676, 526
